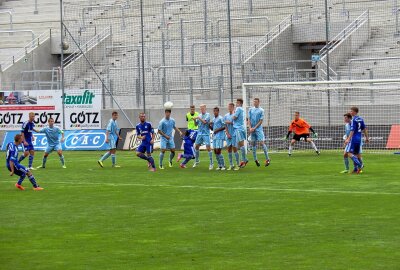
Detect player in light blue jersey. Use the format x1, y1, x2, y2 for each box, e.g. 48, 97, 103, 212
232, 98, 249, 168
341, 113, 353, 173
37, 118, 66, 169
158, 109, 183, 169
98, 111, 122, 168
344, 107, 369, 174
210, 107, 226, 170
193, 104, 214, 170
248, 98, 271, 167
224, 102, 240, 170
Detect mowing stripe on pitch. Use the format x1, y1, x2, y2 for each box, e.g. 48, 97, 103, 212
2, 181, 399, 195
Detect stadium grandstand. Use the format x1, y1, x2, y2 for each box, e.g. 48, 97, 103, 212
1, 0, 400, 110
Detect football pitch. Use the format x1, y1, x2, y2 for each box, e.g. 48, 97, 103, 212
1, 151, 399, 269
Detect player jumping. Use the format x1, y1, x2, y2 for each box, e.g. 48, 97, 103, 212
19, 112, 37, 170
344, 107, 369, 174
232, 98, 249, 168
285, 112, 320, 156
193, 104, 214, 170
37, 117, 66, 169
248, 98, 270, 167
158, 109, 183, 169
98, 111, 122, 168
7, 134, 44, 191
224, 103, 240, 170
211, 107, 226, 170
177, 129, 197, 168
135, 112, 156, 172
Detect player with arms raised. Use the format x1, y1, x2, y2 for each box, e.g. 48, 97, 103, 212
232, 98, 249, 168
158, 109, 183, 169
135, 112, 156, 171
285, 112, 320, 156
210, 107, 226, 170
248, 98, 271, 167
37, 117, 66, 169
7, 134, 43, 191
98, 111, 122, 168
344, 107, 369, 174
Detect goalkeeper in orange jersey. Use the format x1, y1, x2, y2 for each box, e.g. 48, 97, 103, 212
284, 112, 320, 156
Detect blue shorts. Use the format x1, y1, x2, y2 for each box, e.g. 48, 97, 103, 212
137, 143, 153, 154
234, 129, 246, 145
195, 135, 211, 146
45, 143, 62, 153
23, 143, 34, 152
160, 137, 175, 150
345, 141, 361, 155
250, 129, 265, 142
213, 139, 225, 149
108, 137, 117, 149
7, 163, 29, 177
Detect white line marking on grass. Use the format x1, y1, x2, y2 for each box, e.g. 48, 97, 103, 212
2, 181, 399, 196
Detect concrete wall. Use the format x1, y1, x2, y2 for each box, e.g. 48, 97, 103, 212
292, 22, 350, 43
244, 26, 310, 82
0, 38, 59, 90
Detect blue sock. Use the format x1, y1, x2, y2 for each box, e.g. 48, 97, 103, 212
28, 175, 38, 188
17, 175, 26, 185
159, 152, 165, 166
240, 146, 247, 162
359, 157, 363, 167
208, 151, 213, 165
138, 153, 149, 161
28, 155, 34, 168
351, 156, 362, 168
344, 157, 349, 170
111, 154, 116, 166
228, 152, 233, 166
218, 154, 225, 167
148, 156, 155, 168
262, 144, 270, 160
42, 156, 47, 167
234, 152, 240, 166
170, 152, 175, 162
100, 152, 111, 161
182, 157, 192, 165
19, 155, 26, 163
195, 150, 200, 163
252, 145, 257, 161
60, 155, 65, 166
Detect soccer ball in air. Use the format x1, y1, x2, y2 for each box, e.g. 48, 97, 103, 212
164, 101, 174, 109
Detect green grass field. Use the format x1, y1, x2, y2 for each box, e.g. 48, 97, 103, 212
1, 151, 399, 270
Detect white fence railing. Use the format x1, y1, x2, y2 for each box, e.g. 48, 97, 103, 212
242, 15, 292, 63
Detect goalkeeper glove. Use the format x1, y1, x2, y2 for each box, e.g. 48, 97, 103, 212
312, 132, 318, 138
282, 136, 288, 141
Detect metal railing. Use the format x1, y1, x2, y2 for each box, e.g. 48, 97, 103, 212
319, 10, 369, 59
242, 15, 292, 63
318, 10, 370, 80
0, 10, 13, 30
64, 27, 112, 67
0, 30, 50, 72
348, 56, 400, 79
